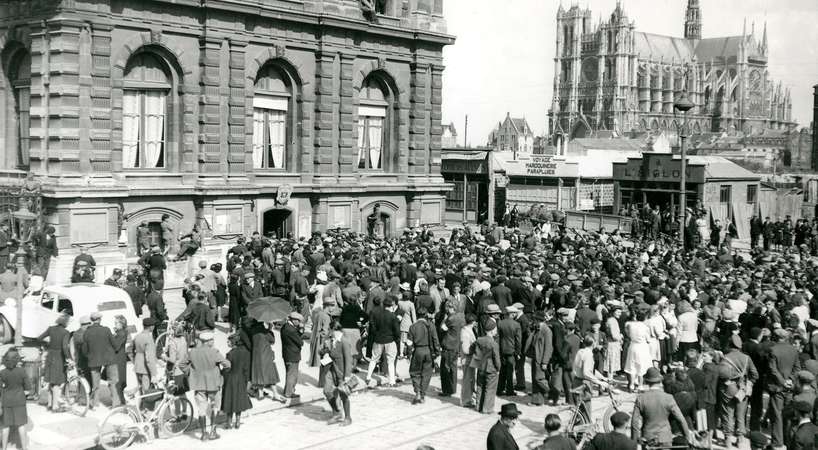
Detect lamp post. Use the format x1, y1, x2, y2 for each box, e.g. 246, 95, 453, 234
674, 92, 694, 246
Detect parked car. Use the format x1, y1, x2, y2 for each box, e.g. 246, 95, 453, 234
0, 283, 143, 344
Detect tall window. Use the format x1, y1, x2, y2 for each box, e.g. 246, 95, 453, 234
122, 53, 170, 169
357, 77, 389, 170
10, 52, 30, 168
253, 66, 290, 170
719, 185, 732, 204
746, 184, 757, 204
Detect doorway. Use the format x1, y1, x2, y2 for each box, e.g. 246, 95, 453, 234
262, 208, 292, 239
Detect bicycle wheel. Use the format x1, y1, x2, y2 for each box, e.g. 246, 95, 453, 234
155, 331, 169, 360
63, 375, 90, 417
98, 406, 140, 450
602, 400, 635, 433
157, 396, 194, 437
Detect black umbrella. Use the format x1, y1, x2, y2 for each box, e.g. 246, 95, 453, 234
246, 297, 291, 323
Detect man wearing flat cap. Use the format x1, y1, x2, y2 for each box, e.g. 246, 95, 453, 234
83, 312, 120, 409
487, 403, 521, 450
133, 317, 158, 395
788, 400, 818, 450
497, 304, 522, 397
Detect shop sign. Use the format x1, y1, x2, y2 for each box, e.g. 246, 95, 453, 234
525, 155, 558, 176
442, 159, 487, 174
613, 155, 705, 183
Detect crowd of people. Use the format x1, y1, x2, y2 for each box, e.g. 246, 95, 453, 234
20, 208, 818, 450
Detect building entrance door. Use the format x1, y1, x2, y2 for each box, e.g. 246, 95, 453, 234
263, 208, 292, 239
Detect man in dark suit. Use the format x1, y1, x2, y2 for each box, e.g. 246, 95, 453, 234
145, 288, 167, 339
32, 225, 58, 279
511, 303, 531, 392
438, 300, 465, 397
491, 276, 513, 312
548, 309, 568, 405
123, 274, 145, 317
143, 246, 166, 291
497, 305, 522, 396
281, 312, 304, 398
744, 327, 769, 432
365, 296, 400, 387
789, 400, 818, 450
750, 215, 763, 248
83, 312, 118, 409
527, 312, 552, 406
240, 272, 263, 306
585, 411, 638, 450
487, 403, 521, 450
767, 329, 802, 448
181, 293, 215, 331
560, 322, 581, 405
762, 217, 774, 251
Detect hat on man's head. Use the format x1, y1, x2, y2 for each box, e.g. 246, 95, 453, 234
797, 370, 815, 384
505, 304, 520, 314
288, 312, 304, 322
113, 268, 123, 275
142, 317, 156, 328
794, 400, 812, 414
90, 312, 102, 321
643, 367, 663, 384
485, 304, 502, 315
244, 272, 255, 279
498, 403, 522, 418
79, 315, 91, 325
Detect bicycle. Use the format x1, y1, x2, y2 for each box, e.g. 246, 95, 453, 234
600, 388, 635, 432
154, 320, 193, 360
560, 386, 597, 444
96, 379, 193, 450
37, 349, 91, 417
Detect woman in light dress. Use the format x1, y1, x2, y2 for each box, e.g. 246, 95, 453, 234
623, 308, 652, 392
647, 305, 668, 368
605, 306, 623, 380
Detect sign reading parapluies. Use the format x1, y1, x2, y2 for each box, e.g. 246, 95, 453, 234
246, 297, 291, 323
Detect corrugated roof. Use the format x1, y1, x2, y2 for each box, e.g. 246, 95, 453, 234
634, 32, 694, 61
694, 36, 743, 62
570, 138, 645, 152
686, 155, 760, 180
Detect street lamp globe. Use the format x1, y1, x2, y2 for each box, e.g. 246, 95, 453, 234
674, 92, 694, 113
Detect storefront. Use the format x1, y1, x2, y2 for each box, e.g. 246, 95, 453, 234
441, 149, 491, 223
613, 153, 761, 237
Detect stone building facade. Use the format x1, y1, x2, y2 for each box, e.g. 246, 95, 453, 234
0, 0, 452, 280
548, 0, 796, 142
487, 113, 534, 155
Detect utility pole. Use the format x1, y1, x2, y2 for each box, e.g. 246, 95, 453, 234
464, 115, 468, 148
674, 88, 694, 247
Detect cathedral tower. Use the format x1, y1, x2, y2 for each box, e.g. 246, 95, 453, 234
684, 0, 702, 40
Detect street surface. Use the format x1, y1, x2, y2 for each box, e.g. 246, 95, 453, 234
25, 286, 748, 450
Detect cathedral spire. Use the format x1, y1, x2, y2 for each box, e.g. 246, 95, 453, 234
684, 0, 701, 40
761, 21, 768, 55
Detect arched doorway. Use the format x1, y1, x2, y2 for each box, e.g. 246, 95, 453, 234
262, 207, 293, 239
360, 201, 397, 239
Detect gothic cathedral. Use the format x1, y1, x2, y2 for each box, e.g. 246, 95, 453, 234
548, 0, 795, 142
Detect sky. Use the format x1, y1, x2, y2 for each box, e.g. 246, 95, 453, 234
441, 0, 818, 146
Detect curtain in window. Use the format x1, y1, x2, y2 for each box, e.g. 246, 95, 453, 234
252, 109, 265, 169
143, 91, 165, 168
368, 117, 383, 169
357, 121, 366, 168
122, 91, 140, 168
268, 110, 286, 169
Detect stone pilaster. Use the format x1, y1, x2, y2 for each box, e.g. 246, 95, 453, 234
47, 23, 82, 173
429, 64, 444, 176
313, 51, 335, 177
338, 53, 355, 179
90, 23, 113, 173
228, 39, 247, 176
198, 37, 222, 174
408, 62, 428, 175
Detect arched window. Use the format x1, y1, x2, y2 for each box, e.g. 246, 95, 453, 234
8, 51, 30, 168
122, 52, 171, 169
253, 65, 291, 170
357, 76, 390, 170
